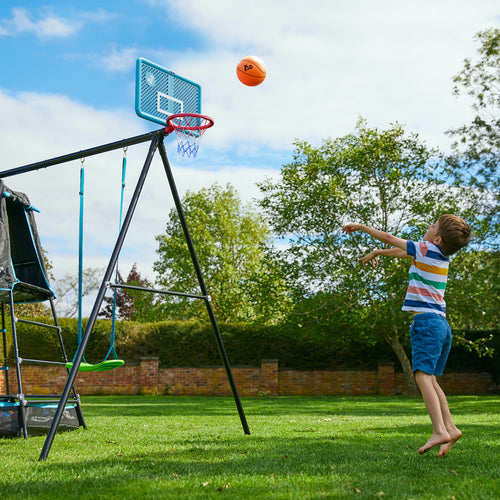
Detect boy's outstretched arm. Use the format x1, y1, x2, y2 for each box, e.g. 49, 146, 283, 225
360, 247, 410, 267
342, 223, 407, 251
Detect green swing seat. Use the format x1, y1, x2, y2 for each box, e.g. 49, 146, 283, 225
65, 359, 124, 372
67, 153, 128, 376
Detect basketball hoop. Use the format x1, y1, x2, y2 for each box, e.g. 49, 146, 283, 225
165, 113, 214, 158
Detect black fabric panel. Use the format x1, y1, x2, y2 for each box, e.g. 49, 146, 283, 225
0, 181, 16, 290
0, 181, 53, 303
0, 282, 53, 303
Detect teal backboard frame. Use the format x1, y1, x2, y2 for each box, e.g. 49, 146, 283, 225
135, 58, 202, 126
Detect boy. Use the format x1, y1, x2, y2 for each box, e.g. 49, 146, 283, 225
342, 214, 471, 457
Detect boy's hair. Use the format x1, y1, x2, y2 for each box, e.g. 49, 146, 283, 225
436, 214, 471, 255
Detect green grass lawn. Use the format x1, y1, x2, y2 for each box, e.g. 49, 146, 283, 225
0, 396, 498, 499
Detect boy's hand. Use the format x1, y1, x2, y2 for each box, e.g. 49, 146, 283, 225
359, 250, 379, 268
342, 223, 407, 251
342, 223, 363, 234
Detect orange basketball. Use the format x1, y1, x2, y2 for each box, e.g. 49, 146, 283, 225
236, 56, 267, 86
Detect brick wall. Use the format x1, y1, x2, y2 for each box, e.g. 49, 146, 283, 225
0, 359, 497, 397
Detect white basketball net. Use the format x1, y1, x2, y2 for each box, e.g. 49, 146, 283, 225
167, 114, 213, 159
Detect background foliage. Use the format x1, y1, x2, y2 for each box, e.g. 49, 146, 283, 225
6, 317, 498, 383
153, 183, 291, 324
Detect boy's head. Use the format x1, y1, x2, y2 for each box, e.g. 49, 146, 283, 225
425, 214, 471, 255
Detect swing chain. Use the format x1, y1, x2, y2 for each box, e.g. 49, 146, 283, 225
79, 158, 85, 196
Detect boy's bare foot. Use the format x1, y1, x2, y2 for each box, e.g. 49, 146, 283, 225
437, 429, 462, 458
418, 432, 450, 455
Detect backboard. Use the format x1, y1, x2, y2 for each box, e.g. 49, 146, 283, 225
135, 58, 201, 126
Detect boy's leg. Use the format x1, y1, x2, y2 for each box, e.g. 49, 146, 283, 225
432, 377, 462, 457
415, 370, 450, 454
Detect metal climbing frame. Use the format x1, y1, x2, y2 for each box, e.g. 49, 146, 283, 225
0, 182, 86, 439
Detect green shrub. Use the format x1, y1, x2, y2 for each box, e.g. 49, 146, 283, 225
6, 317, 497, 380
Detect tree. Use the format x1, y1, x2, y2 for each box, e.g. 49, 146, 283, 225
445, 249, 499, 354
446, 28, 500, 246
258, 119, 481, 394
54, 266, 104, 318
10, 301, 49, 319
99, 263, 160, 322
154, 183, 291, 323
443, 28, 499, 359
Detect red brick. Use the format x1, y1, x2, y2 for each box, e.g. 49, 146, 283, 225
1, 359, 497, 397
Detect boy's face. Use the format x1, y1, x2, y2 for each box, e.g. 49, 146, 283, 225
423, 221, 442, 245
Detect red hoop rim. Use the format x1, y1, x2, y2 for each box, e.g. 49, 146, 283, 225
165, 113, 214, 134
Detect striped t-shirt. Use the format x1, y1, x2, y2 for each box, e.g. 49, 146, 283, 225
402, 240, 449, 317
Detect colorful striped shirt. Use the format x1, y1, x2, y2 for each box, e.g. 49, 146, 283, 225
402, 240, 449, 317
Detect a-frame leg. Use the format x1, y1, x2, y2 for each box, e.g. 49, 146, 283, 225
158, 140, 250, 435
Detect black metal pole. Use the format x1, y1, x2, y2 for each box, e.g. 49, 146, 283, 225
1, 304, 9, 395
9, 292, 28, 438
157, 141, 250, 435
0, 129, 161, 179
39, 132, 162, 461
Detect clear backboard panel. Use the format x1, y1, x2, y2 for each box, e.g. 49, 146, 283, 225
135, 58, 201, 126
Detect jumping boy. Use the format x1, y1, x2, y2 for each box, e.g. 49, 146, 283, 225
342, 215, 471, 457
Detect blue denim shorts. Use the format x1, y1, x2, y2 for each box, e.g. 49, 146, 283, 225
410, 313, 452, 376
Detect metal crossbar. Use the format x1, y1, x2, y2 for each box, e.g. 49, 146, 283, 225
20, 358, 67, 366
0, 131, 159, 179
107, 281, 208, 300
16, 318, 61, 330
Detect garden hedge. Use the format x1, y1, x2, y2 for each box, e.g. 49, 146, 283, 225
2, 318, 497, 382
